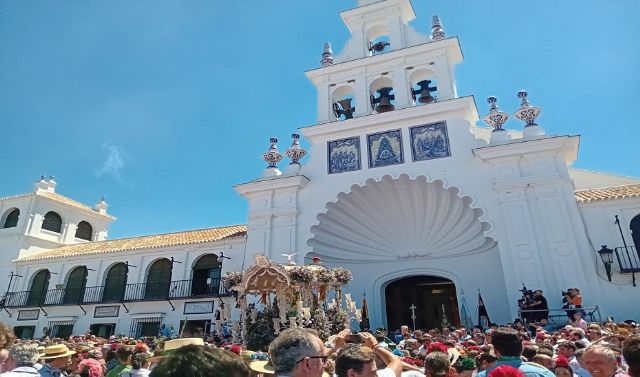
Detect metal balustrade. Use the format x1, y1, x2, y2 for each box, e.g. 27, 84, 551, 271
2, 278, 224, 308
614, 246, 640, 273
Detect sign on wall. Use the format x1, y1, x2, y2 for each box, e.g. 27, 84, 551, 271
94, 306, 120, 318
17, 309, 40, 321
184, 301, 215, 315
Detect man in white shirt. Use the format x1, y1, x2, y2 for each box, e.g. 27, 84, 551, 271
1, 343, 41, 377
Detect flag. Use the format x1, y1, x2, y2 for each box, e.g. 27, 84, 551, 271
460, 295, 473, 330
477, 292, 491, 328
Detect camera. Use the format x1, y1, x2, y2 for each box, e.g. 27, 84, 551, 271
344, 334, 364, 344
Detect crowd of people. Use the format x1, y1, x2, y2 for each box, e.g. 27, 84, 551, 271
0, 316, 639, 377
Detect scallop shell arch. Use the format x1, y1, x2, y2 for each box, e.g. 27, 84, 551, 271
308, 174, 495, 262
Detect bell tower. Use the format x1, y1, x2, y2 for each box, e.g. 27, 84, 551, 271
307, 0, 461, 124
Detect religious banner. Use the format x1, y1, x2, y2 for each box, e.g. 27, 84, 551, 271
477, 292, 491, 328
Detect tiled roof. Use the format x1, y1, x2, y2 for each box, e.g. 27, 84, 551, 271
575, 184, 640, 203
16, 225, 247, 262
0, 191, 111, 218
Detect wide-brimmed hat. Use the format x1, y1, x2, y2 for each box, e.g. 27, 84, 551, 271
163, 338, 204, 351
250, 360, 275, 375
39, 344, 76, 359
448, 347, 461, 365
240, 350, 255, 361
250, 360, 330, 377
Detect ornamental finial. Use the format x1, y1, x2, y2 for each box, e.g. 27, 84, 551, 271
431, 15, 446, 41
286, 133, 307, 165
320, 42, 334, 67
513, 90, 545, 138
483, 96, 511, 143
262, 138, 284, 177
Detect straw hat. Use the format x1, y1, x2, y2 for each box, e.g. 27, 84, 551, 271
240, 350, 255, 361
448, 347, 461, 365
249, 359, 275, 375
39, 344, 76, 359
163, 338, 204, 351
250, 360, 330, 377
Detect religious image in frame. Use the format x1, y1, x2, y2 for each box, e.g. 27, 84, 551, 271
327, 136, 361, 174
367, 129, 404, 168
409, 121, 451, 161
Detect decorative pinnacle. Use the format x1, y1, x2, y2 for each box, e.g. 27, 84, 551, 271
482, 96, 509, 132
513, 90, 542, 127
431, 15, 446, 41
286, 133, 307, 165
262, 137, 284, 168
320, 42, 334, 67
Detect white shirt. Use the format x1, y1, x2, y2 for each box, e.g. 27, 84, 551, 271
1, 366, 40, 377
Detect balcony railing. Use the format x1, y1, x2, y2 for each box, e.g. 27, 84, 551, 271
2, 278, 225, 309
615, 246, 640, 273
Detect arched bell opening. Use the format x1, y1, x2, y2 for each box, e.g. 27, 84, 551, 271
369, 77, 395, 114
331, 85, 356, 121
409, 69, 438, 106
2, 208, 20, 228
384, 275, 459, 331
366, 24, 391, 56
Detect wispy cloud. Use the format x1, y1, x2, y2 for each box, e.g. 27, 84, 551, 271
95, 143, 128, 185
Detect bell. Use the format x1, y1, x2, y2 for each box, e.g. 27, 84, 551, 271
368, 41, 390, 54
370, 87, 395, 113
411, 80, 438, 104
333, 98, 355, 120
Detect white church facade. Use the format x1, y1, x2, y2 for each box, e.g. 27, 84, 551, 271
1, 0, 640, 339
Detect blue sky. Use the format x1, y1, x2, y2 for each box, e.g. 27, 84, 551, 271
1, 0, 639, 239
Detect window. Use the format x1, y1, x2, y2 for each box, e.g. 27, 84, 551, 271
49, 321, 75, 338
2, 208, 20, 228
103, 263, 128, 303
191, 254, 222, 296
27, 270, 51, 307
130, 317, 161, 338
75, 221, 93, 241
42, 211, 62, 233
13, 326, 35, 339
145, 259, 172, 300
63, 266, 88, 304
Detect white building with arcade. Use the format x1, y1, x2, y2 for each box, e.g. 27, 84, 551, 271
1, 0, 640, 339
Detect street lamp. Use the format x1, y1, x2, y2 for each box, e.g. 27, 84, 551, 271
217, 252, 231, 264
598, 245, 614, 282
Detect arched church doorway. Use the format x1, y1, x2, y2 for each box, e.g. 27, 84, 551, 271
385, 276, 459, 331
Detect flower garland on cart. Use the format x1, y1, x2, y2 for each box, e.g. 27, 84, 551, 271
222, 255, 356, 348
